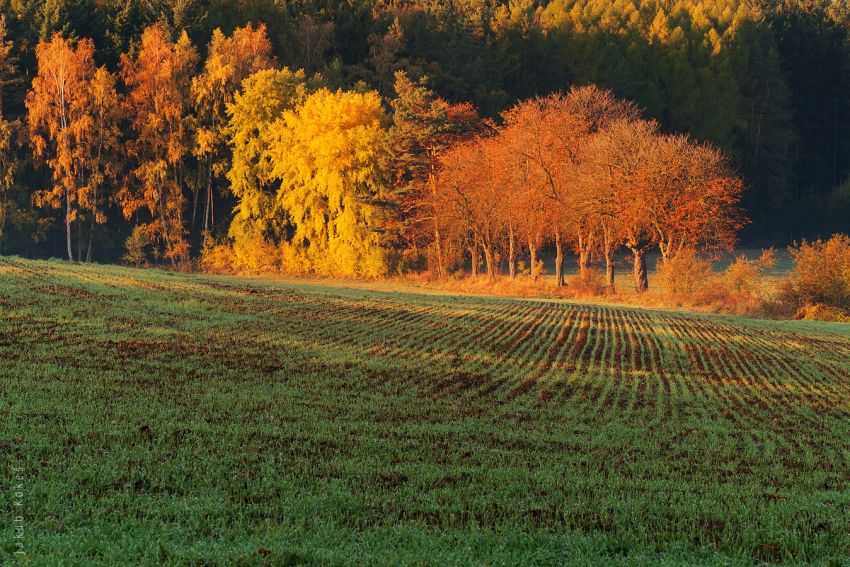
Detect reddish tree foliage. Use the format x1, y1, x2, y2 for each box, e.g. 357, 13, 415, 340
430, 84, 744, 292
118, 25, 198, 264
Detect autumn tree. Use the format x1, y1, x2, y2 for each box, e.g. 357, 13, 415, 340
388, 71, 480, 277
192, 23, 275, 242
0, 107, 18, 254
500, 95, 570, 285
0, 15, 23, 255
223, 67, 310, 271
577, 142, 622, 293
264, 88, 391, 276
119, 24, 197, 264
561, 85, 640, 289
436, 136, 509, 280
496, 132, 538, 279
26, 33, 96, 261
501, 85, 638, 286
499, 98, 552, 281
583, 118, 660, 292
79, 66, 121, 261
649, 134, 746, 265
586, 120, 745, 292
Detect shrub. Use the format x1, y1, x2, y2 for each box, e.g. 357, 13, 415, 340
656, 249, 713, 297
201, 224, 281, 274
200, 239, 237, 273
723, 249, 776, 299
226, 220, 279, 273
570, 268, 606, 295
123, 226, 149, 267
793, 303, 850, 323
781, 234, 850, 314
278, 242, 312, 275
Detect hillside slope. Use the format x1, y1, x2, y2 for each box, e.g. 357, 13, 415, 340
1, 258, 848, 565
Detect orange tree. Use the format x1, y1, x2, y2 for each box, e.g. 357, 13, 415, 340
26, 34, 97, 261
118, 25, 198, 265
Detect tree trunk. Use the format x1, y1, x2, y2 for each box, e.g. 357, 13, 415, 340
470, 245, 479, 277
554, 228, 564, 288
578, 233, 590, 280
508, 225, 516, 279
529, 238, 538, 281
433, 219, 444, 278
86, 191, 96, 262
484, 243, 496, 281
0, 182, 7, 254
159, 186, 174, 267
658, 238, 673, 266
202, 173, 211, 244
210, 183, 214, 233
191, 180, 200, 233
429, 172, 444, 279
77, 213, 83, 262
631, 247, 648, 293
86, 215, 94, 263
65, 188, 73, 262
604, 247, 615, 293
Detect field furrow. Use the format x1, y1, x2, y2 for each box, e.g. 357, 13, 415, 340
2, 258, 849, 566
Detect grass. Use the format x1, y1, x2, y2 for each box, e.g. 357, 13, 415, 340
225, 248, 792, 317
1, 257, 849, 566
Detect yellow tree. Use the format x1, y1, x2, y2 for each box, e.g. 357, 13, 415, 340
265, 88, 391, 276
223, 67, 309, 272
192, 23, 275, 241
119, 25, 197, 264
26, 33, 96, 261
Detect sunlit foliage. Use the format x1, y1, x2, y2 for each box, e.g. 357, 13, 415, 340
26, 33, 115, 262
118, 24, 197, 264
266, 88, 391, 277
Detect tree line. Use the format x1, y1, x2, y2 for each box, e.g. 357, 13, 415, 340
389, 81, 743, 292
18, 19, 742, 292
0, 0, 846, 267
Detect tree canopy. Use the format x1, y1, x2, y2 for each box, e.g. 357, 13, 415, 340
0, 0, 845, 265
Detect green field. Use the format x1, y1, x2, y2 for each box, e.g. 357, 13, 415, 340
1, 258, 849, 566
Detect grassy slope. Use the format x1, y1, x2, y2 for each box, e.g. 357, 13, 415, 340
0, 257, 848, 566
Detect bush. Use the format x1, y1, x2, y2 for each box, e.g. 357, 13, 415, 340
201, 222, 282, 274
123, 226, 149, 267
570, 268, 606, 295
200, 239, 237, 273
793, 303, 850, 322
656, 249, 713, 296
781, 234, 850, 314
723, 249, 776, 299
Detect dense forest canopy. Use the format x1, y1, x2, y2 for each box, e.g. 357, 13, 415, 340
0, 0, 848, 263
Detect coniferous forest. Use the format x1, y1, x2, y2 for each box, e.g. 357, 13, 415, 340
0, 0, 849, 267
